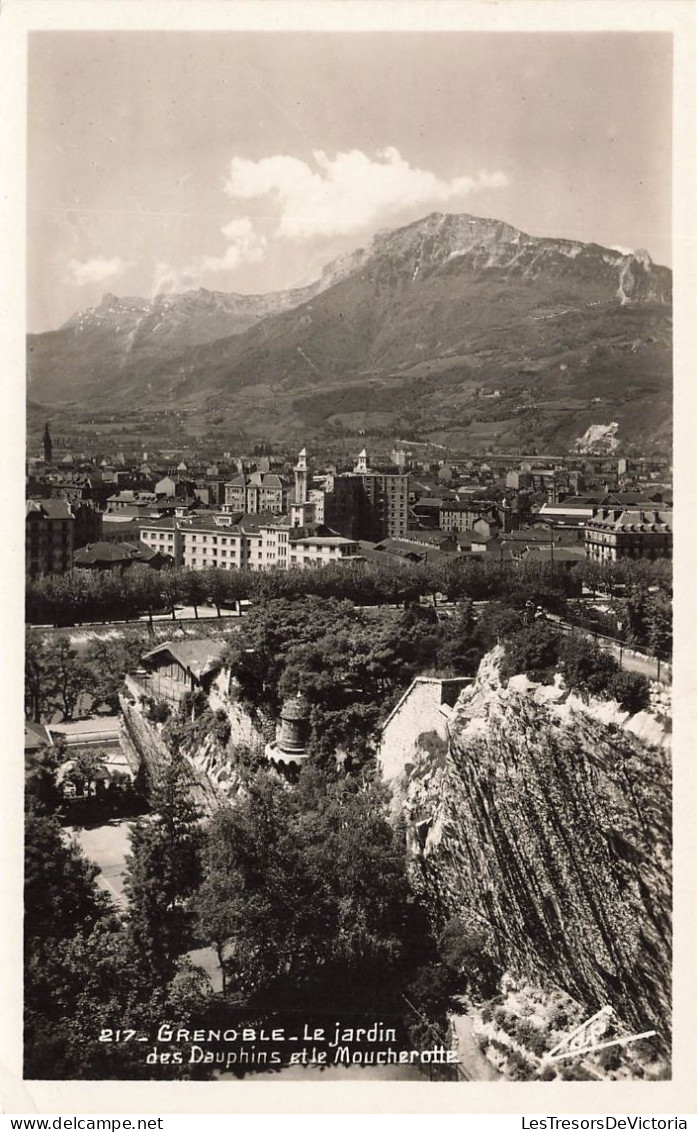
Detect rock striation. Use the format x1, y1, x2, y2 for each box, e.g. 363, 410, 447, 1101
390, 649, 671, 1044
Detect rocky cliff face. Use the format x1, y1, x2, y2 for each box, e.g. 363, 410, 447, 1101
359, 212, 670, 303
119, 678, 269, 815
392, 650, 671, 1044
119, 695, 223, 815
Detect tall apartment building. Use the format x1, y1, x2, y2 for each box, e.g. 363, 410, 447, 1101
324, 449, 409, 541
25, 499, 74, 577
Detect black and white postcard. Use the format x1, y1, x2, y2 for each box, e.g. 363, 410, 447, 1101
2, 0, 695, 1117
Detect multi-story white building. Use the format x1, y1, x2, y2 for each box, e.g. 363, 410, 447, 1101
139, 514, 245, 570
139, 512, 359, 573
584, 508, 673, 563
288, 534, 361, 569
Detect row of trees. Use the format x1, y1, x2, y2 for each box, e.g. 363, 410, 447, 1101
568, 558, 672, 659
25, 569, 667, 735
25, 557, 578, 626
26, 556, 672, 653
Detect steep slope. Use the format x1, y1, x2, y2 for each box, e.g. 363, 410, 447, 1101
385, 650, 671, 1044
167, 216, 669, 391
27, 281, 328, 403
28, 212, 672, 449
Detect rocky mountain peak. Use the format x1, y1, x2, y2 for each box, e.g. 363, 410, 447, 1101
30, 209, 671, 450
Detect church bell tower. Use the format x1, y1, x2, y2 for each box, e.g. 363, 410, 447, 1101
294, 447, 308, 505
42, 421, 53, 465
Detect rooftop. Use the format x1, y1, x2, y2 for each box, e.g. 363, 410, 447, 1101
26, 498, 73, 521
587, 508, 673, 532
291, 535, 357, 547
49, 716, 121, 744
142, 639, 228, 679
74, 540, 163, 565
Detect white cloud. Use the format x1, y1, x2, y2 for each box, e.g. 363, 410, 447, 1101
150, 261, 202, 297
222, 147, 508, 241
198, 216, 267, 273
65, 256, 129, 286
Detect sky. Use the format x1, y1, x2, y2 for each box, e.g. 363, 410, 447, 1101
27, 30, 673, 332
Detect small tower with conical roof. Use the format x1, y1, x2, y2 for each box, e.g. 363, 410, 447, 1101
354, 447, 369, 475
42, 421, 53, 465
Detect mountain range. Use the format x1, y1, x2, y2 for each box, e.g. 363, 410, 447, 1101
27, 212, 672, 451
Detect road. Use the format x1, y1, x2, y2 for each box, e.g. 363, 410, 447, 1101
546, 616, 670, 685
450, 1010, 500, 1081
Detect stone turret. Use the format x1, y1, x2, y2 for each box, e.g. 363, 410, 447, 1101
265, 691, 311, 768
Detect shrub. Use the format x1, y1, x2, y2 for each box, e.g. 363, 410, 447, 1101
527, 1029, 550, 1058
515, 1018, 537, 1046
559, 635, 650, 712
180, 690, 208, 720
559, 635, 618, 697
145, 698, 171, 723
512, 1017, 549, 1057
606, 670, 650, 714
507, 1048, 536, 1080
210, 709, 232, 746
550, 1005, 571, 1030
500, 622, 562, 683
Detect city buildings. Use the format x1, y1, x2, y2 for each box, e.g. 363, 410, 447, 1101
73, 540, 170, 571
138, 509, 360, 573
25, 440, 674, 580
323, 449, 410, 541
224, 470, 287, 514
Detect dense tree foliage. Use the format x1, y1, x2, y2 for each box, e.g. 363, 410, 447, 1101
25, 776, 216, 1079
196, 768, 434, 1012
124, 751, 204, 985
500, 621, 563, 683
26, 555, 671, 670
25, 812, 109, 950
25, 736, 65, 814
500, 623, 650, 713
24, 633, 144, 724
26, 556, 583, 625
223, 596, 488, 764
